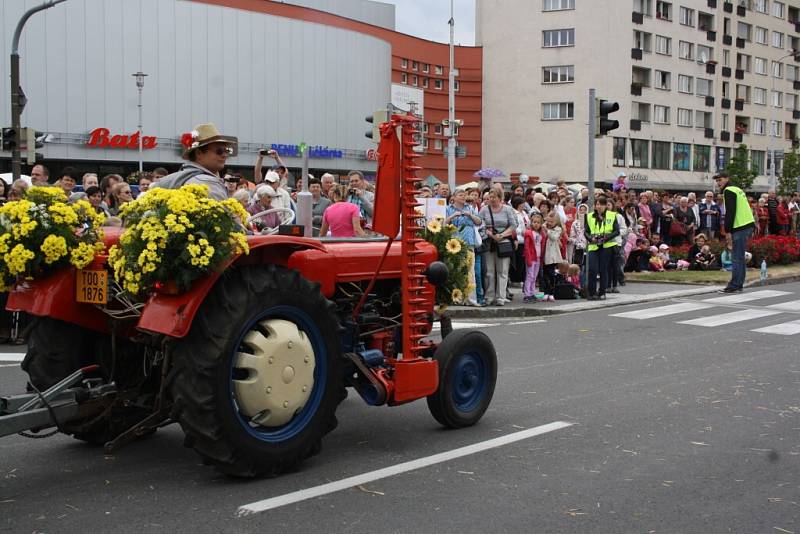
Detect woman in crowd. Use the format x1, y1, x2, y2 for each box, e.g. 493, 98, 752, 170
445, 186, 483, 306
584, 196, 620, 300
99, 174, 123, 214
542, 211, 565, 295
248, 185, 282, 231
568, 203, 588, 267
319, 184, 365, 238
84, 185, 110, 216
657, 192, 675, 245
509, 196, 529, 288
755, 197, 770, 236
671, 196, 696, 246
7, 179, 28, 201
109, 182, 134, 215
479, 188, 517, 306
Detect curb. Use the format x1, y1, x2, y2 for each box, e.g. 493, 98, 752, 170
446, 274, 800, 320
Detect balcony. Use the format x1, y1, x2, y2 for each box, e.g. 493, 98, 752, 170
705, 128, 715, 139
794, 80, 800, 91
631, 83, 643, 96
722, 66, 732, 77
736, 37, 746, 48
793, 109, 800, 119
705, 96, 716, 106
706, 62, 717, 74
723, 1, 733, 12
707, 31, 717, 42
721, 130, 731, 141
737, 4, 746, 16
735, 99, 745, 110
708, 0, 717, 7
735, 69, 745, 79
722, 98, 732, 108
632, 11, 644, 24
632, 48, 643, 60
630, 119, 642, 131
734, 132, 744, 142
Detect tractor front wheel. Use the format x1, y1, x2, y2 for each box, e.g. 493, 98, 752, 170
168, 265, 344, 477
426, 329, 497, 428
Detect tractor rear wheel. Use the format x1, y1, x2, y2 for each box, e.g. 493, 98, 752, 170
426, 329, 497, 428
168, 265, 344, 477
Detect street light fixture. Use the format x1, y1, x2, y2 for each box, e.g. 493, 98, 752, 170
132, 71, 148, 173
768, 49, 798, 191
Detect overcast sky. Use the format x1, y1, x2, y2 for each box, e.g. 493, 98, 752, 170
382, 0, 477, 45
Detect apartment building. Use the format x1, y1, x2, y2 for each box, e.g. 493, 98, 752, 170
477, 0, 800, 191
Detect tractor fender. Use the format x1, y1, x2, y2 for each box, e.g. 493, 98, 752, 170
136, 236, 327, 339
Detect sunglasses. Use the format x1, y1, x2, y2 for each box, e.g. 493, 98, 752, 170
224, 178, 239, 183
214, 146, 234, 156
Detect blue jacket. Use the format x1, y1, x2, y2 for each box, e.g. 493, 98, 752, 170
697, 201, 721, 232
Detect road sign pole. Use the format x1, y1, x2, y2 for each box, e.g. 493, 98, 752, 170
588, 88, 596, 208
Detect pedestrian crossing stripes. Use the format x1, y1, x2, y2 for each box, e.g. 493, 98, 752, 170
752, 319, 800, 336
0, 353, 24, 363
701, 289, 792, 305
677, 309, 783, 327
611, 302, 715, 320
767, 299, 800, 311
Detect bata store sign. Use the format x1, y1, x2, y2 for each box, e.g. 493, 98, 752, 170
86, 127, 158, 149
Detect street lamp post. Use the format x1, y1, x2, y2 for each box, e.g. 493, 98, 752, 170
447, 0, 456, 192
768, 50, 797, 191
132, 72, 148, 173
9, 0, 68, 182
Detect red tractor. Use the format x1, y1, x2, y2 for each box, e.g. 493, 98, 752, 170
0, 114, 497, 477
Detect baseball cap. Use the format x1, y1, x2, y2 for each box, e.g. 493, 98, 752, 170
659, 244, 669, 250
617, 172, 627, 178
264, 171, 280, 183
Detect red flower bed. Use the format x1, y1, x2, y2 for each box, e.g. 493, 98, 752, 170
748, 235, 800, 266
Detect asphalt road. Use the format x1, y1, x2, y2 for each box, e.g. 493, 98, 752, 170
1, 282, 799, 533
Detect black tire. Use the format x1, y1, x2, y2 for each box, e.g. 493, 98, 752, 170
168, 265, 344, 477
426, 329, 497, 428
21, 317, 97, 390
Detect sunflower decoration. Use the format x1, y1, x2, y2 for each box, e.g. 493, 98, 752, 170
422, 216, 471, 308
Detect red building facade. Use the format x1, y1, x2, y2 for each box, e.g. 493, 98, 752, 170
195, 0, 483, 184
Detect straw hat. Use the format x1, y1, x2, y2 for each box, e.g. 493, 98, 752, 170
180, 123, 238, 159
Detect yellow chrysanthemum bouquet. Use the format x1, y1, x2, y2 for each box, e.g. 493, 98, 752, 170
0, 187, 105, 291
422, 217, 472, 307
107, 185, 249, 297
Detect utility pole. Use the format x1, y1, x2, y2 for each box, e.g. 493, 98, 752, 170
447, 0, 456, 192
588, 88, 596, 208
9, 0, 67, 182
132, 71, 148, 173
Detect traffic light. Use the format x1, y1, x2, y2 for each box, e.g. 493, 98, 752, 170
1, 127, 17, 151
23, 129, 46, 165
365, 109, 390, 142
595, 99, 620, 138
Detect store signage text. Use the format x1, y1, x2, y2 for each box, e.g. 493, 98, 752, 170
365, 148, 378, 161
86, 128, 158, 150
627, 172, 648, 182
271, 144, 343, 159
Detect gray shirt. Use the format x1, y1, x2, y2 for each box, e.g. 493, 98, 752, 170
152, 163, 228, 201
479, 204, 517, 236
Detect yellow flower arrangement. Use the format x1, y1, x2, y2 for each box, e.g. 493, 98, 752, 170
445, 238, 462, 255
108, 185, 249, 297
426, 219, 442, 234
0, 187, 105, 289
422, 217, 471, 307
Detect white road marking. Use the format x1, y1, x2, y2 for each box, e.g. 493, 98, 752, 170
507, 319, 548, 326
431, 321, 493, 331
678, 308, 783, 327
610, 302, 715, 319
236, 421, 573, 517
752, 319, 800, 335
767, 299, 800, 312
0, 353, 24, 363
0, 363, 18, 368
701, 290, 792, 305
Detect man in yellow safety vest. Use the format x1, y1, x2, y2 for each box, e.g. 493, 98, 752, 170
583, 196, 620, 300
714, 172, 755, 293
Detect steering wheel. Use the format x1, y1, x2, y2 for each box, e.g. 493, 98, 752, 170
246, 207, 295, 235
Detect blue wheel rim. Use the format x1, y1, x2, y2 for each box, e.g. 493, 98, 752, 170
450, 351, 488, 413
228, 305, 327, 443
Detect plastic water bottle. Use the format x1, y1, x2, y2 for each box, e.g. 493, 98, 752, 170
760, 259, 767, 284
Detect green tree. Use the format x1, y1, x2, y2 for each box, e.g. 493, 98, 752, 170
724, 144, 757, 191
778, 148, 800, 196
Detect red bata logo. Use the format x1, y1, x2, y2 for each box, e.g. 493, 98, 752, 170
86, 127, 158, 149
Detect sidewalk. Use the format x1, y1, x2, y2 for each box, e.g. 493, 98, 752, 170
446, 282, 724, 319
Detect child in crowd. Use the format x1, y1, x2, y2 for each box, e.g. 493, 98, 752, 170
659, 244, 678, 270
648, 246, 665, 272
625, 238, 651, 272
720, 243, 733, 271
694, 245, 716, 270
567, 264, 581, 291
552, 261, 576, 300
523, 214, 546, 302
542, 212, 564, 296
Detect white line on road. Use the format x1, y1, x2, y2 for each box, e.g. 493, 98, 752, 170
677, 308, 783, 327
752, 319, 800, 335
236, 421, 573, 517
767, 299, 800, 312
507, 319, 548, 326
0, 353, 24, 363
0, 363, 18, 368
610, 302, 715, 320
430, 321, 494, 331
701, 290, 792, 305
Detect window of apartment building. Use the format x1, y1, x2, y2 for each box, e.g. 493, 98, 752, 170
771, 120, 782, 136
698, 45, 713, 63
613, 137, 626, 166
788, 93, 799, 110
737, 22, 752, 41
698, 11, 714, 30
694, 145, 711, 172
737, 53, 752, 72
722, 113, 730, 131
754, 86, 767, 104
652, 141, 671, 169
435, 65, 444, 75
723, 49, 731, 67
401, 59, 408, 69
696, 78, 713, 97
631, 139, 649, 168
751, 150, 765, 174
542, 102, 575, 120
722, 81, 730, 98
696, 110, 713, 129
421, 123, 429, 134
655, 35, 672, 55
543, 0, 575, 11
633, 0, 653, 16
678, 74, 693, 93
423, 78, 429, 88
679, 6, 694, 26
434, 139, 443, 150
634, 30, 652, 52
453, 80, 460, 91
677, 107, 693, 126
543, 65, 575, 83
421, 138, 428, 150
754, 57, 768, 75
656, 1, 672, 20
673, 143, 691, 170
787, 65, 799, 81
736, 83, 751, 102
401, 73, 407, 84
717, 147, 731, 170
412, 75, 418, 86
633, 102, 651, 122
678, 40, 694, 60
434, 124, 443, 135
772, 90, 783, 107
755, 27, 768, 45
434, 79, 443, 90
754, 118, 766, 134
773, 31, 784, 49
412, 61, 419, 71
773, 1, 785, 18
655, 70, 671, 90
754, 0, 768, 14
543, 28, 575, 47
772, 61, 784, 78
654, 105, 670, 124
